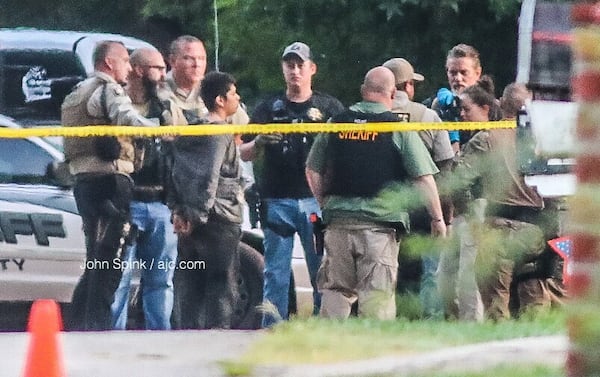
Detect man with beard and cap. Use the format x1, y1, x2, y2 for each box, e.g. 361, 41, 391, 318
111, 47, 186, 330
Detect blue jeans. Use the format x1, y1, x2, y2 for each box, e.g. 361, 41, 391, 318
261, 197, 322, 328
111, 201, 177, 330
420, 255, 443, 319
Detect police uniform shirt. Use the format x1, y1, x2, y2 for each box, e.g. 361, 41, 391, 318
162, 73, 249, 125
245, 91, 345, 198
455, 128, 544, 209
87, 72, 158, 127
391, 90, 454, 163
307, 100, 439, 226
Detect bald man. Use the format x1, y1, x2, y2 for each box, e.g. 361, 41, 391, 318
306, 66, 445, 320
111, 48, 186, 330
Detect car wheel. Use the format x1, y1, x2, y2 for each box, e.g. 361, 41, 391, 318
232, 242, 264, 330
132, 242, 265, 330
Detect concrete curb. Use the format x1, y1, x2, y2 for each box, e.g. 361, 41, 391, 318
253, 335, 568, 377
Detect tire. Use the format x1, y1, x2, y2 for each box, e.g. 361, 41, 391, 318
133, 242, 265, 330
241, 230, 264, 254
232, 242, 264, 329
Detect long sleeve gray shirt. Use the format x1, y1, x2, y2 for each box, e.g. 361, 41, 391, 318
169, 123, 243, 224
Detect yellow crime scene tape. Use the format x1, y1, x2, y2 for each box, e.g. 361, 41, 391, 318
0, 121, 514, 138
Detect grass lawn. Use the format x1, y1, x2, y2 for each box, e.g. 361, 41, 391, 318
413, 364, 563, 377
222, 308, 566, 376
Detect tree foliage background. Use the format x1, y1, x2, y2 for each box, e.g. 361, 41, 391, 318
0, 0, 564, 108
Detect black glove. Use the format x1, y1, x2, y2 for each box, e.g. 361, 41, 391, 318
182, 109, 205, 125
148, 97, 172, 125
171, 205, 205, 227
95, 137, 121, 161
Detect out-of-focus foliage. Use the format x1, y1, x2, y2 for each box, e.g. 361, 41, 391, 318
1, 0, 535, 107
213, 0, 523, 107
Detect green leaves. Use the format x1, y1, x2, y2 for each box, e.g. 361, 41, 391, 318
5, 0, 525, 108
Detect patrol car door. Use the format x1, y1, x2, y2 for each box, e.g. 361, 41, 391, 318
0, 137, 85, 303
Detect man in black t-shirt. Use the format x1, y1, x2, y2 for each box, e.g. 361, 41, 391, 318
240, 42, 344, 327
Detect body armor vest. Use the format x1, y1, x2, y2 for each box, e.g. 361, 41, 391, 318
62, 77, 135, 175
327, 110, 406, 197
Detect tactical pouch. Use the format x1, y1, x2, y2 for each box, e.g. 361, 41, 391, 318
95, 137, 121, 161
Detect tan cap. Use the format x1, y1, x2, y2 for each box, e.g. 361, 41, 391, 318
383, 58, 425, 84
282, 42, 312, 61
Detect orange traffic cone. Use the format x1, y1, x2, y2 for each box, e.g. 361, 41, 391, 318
22, 299, 65, 377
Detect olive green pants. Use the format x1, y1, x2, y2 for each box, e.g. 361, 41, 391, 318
476, 217, 545, 320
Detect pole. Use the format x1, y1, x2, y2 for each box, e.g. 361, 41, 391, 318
568, 3, 600, 376
213, 0, 220, 72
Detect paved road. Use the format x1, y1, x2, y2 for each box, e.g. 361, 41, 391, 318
1, 330, 262, 377
1, 330, 567, 377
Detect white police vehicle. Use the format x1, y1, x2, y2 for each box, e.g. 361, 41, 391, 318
0, 114, 81, 303
0, 29, 312, 329
0, 115, 269, 330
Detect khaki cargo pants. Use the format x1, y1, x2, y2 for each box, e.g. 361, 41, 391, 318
318, 220, 399, 320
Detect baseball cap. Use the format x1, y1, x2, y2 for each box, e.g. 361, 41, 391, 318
282, 42, 312, 61
383, 58, 425, 84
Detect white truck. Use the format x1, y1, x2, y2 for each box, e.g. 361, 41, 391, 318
516, 0, 576, 193
511, 0, 574, 306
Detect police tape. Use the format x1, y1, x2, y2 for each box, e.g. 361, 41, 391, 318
0, 120, 514, 138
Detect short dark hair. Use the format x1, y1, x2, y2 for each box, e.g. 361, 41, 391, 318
462, 75, 502, 120
396, 81, 410, 92
200, 71, 236, 111
462, 75, 495, 108
93, 40, 125, 68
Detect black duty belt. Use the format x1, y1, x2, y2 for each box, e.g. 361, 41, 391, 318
132, 186, 164, 202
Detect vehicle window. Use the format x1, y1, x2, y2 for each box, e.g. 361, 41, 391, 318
529, 3, 572, 90
0, 49, 85, 122
530, 42, 571, 89
0, 138, 56, 184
